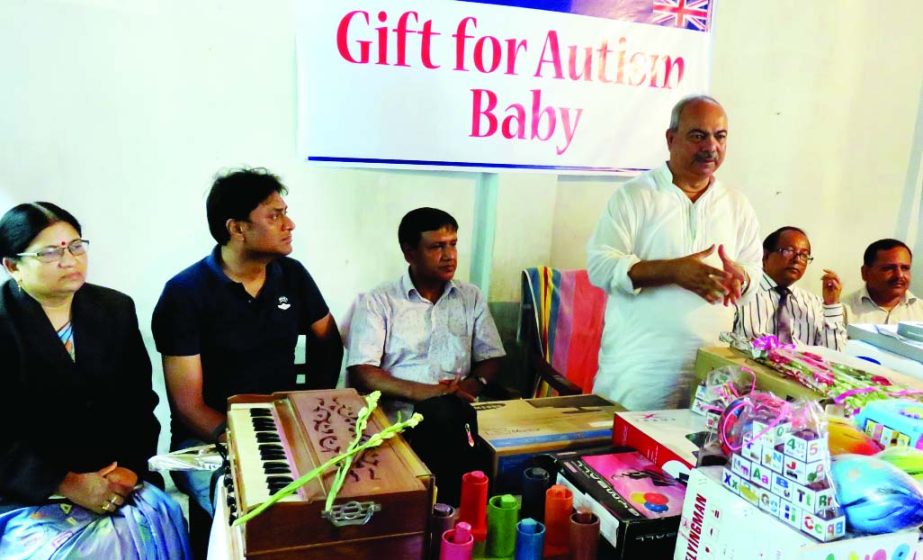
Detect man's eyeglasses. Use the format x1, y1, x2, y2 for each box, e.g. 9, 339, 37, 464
17, 239, 90, 263
776, 247, 813, 263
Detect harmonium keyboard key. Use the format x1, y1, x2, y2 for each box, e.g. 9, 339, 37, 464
227, 403, 300, 509
263, 461, 291, 474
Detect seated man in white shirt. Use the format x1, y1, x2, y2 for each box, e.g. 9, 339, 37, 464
346, 207, 505, 505
346, 207, 506, 420
733, 226, 846, 349
844, 239, 923, 324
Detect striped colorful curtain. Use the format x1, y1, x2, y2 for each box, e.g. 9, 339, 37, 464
521, 267, 607, 397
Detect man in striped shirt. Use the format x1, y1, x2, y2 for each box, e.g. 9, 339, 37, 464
732, 226, 846, 350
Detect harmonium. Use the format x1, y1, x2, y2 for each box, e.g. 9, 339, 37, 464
225, 388, 434, 559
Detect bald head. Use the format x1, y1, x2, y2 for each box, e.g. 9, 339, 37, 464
666, 96, 728, 189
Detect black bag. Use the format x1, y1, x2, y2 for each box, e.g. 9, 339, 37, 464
405, 395, 489, 507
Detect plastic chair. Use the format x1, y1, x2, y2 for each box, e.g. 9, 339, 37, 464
518, 267, 607, 397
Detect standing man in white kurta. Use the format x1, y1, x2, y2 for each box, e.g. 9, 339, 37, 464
587, 96, 763, 410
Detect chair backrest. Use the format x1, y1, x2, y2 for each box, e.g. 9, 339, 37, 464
519, 267, 607, 397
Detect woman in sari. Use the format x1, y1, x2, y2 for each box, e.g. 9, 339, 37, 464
0, 202, 189, 559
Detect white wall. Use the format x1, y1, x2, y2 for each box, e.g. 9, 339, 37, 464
715, 1, 923, 296
2, 1, 923, 449
550, 1, 923, 297
5, 1, 921, 309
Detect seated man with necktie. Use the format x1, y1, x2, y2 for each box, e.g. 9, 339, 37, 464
733, 226, 846, 349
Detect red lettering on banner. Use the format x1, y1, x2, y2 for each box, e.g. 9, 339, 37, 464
470, 89, 582, 155
339, 12, 684, 88
653, 56, 684, 88
474, 35, 502, 73
567, 46, 593, 81
337, 10, 371, 64
394, 11, 441, 68
535, 31, 563, 79
501, 104, 526, 139
454, 17, 528, 75
629, 51, 647, 86
471, 89, 498, 138
375, 11, 388, 65
597, 40, 614, 83
505, 39, 528, 75
419, 23, 440, 69
531, 90, 555, 142
336, 9, 692, 157
534, 31, 685, 89
616, 37, 627, 84
336, 10, 441, 68
453, 17, 478, 71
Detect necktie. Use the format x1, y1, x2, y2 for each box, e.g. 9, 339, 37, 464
774, 286, 793, 344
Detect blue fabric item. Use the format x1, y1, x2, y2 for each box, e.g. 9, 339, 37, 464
0, 483, 190, 559
833, 454, 923, 534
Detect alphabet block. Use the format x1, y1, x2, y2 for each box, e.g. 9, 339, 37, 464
760, 445, 784, 473
731, 453, 752, 479
777, 499, 801, 529
783, 455, 826, 485
801, 509, 846, 542
721, 468, 741, 496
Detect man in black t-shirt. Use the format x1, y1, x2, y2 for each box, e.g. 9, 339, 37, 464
152, 168, 342, 516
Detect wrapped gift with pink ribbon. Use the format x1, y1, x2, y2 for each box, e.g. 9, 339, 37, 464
722, 334, 923, 415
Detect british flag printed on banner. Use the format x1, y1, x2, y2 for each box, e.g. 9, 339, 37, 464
652, 0, 712, 31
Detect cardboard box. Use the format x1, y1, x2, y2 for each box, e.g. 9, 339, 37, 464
553, 450, 681, 559
473, 394, 622, 492
848, 323, 923, 364
674, 467, 920, 560
612, 409, 706, 482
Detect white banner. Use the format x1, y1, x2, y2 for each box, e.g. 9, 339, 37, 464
296, 0, 714, 174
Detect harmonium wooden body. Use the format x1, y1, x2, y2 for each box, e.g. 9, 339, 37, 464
225, 388, 434, 559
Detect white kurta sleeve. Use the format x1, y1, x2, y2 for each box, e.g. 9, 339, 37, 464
587, 187, 643, 296
733, 196, 764, 301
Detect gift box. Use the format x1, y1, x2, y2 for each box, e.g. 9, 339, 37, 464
854, 399, 923, 449
675, 467, 919, 560
611, 408, 705, 482
694, 346, 819, 402
553, 449, 682, 559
